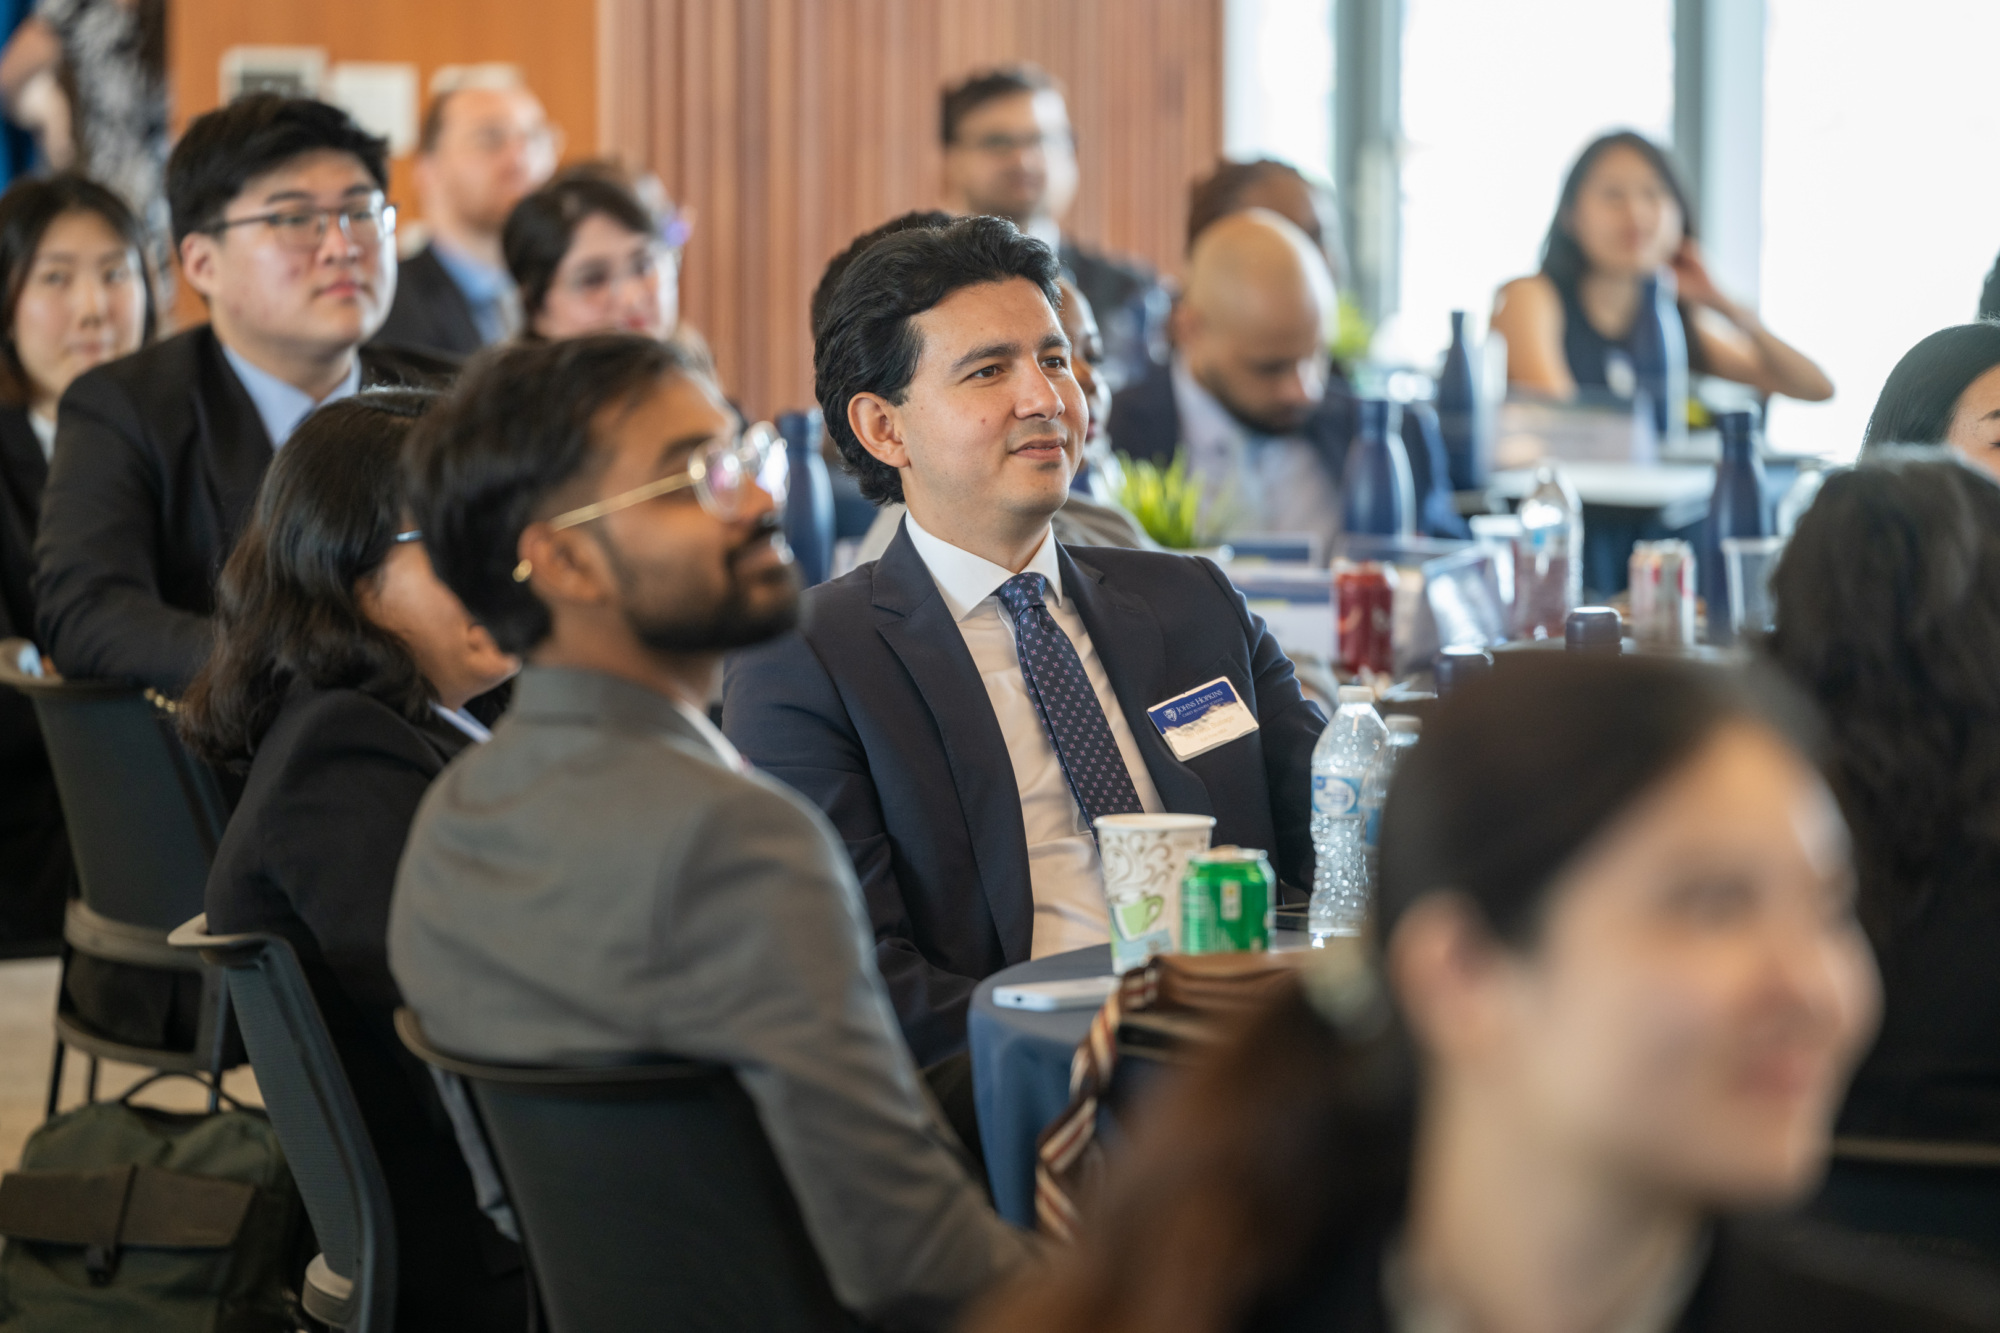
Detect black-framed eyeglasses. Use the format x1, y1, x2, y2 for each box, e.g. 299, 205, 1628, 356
546, 423, 785, 529
207, 193, 397, 254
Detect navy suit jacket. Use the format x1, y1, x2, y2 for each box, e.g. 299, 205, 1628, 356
1108, 358, 1468, 540
722, 523, 1326, 1064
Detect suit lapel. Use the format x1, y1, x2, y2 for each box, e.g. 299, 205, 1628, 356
871, 525, 1037, 964
1060, 546, 1215, 818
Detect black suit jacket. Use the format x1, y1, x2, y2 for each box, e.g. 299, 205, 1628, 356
1108, 357, 1469, 540
0, 404, 67, 950
372, 245, 488, 360
32, 326, 454, 692
723, 525, 1326, 1063
1258, 1221, 2000, 1333
205, 686, 521, 1329
1060, 236, 1167, 389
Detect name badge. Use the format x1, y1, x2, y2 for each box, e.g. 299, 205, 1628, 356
1147, 676, 1259, 762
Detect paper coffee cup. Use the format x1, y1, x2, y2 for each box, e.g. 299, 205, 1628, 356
1096, 813, 1216, 973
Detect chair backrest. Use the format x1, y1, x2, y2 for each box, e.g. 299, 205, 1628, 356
395, 1009, 851, 1333
778, 409, 836, 587
172, 918, 396, 1333
1812, 1136, 2000, 1265
0, 657, 227, 931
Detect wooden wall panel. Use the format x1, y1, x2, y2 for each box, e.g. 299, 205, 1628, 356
604, 0, 1226, 418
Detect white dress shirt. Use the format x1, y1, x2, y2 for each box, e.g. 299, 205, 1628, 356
903, 512, 1164, 957
1171, 355, 1341, 556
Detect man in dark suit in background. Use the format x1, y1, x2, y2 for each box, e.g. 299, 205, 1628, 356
939, 64, 1167, 391
33, 94, 453, 692
373, 76, 559, 358
724, 216, 1324, 1067
1109, 208, 1467, 551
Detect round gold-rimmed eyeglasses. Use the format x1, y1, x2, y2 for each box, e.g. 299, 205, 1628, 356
545, 422, 786, 530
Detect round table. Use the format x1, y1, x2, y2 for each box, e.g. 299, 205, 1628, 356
968, 931, 1310, 1226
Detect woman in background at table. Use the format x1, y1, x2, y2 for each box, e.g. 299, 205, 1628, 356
181, 390, 523, 1331
1768, 456, 2000, 1154
973, 655, 1990, 1333
1492, 132, 1831, 417
1861, 323, 2000, 480
0, 172, 151, 954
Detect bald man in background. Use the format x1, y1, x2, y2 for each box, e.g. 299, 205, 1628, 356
1109, 208, 1464, 548
374, 81, 560, 358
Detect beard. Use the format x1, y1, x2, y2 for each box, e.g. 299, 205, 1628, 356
608, 514, 803, 653
1199, 367, 1316, 438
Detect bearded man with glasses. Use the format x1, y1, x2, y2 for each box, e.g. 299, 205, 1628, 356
34, 93, 455, 693
391, 334, 1033, 1330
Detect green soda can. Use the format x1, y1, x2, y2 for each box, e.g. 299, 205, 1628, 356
1180, 847, 1275, 954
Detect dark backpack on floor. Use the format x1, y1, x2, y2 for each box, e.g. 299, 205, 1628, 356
0, 1095, 305, 1332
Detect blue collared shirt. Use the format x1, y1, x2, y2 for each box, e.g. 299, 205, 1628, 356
221, 343, 362, 450
429, 238, 518, 345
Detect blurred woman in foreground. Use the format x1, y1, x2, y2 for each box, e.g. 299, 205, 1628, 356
182, 390, 522, 1330
973, 656, 1988, 1333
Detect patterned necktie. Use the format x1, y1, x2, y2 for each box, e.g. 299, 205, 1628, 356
996, 572, 1144, 829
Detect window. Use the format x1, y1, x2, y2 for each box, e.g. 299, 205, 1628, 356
1391, 0, 1674, 368
1759, 0, 2000, 458
1223, 0, 1337, 180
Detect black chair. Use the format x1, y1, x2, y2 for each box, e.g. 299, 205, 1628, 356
170, 916, 395, 1332
0, 643, 238, 1115
777, 409, 836, 587
395, 1008, 856, 1333
1808, 1135, 2000, 1269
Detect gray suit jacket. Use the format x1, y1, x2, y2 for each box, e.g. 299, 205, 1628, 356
388, 666, 1030, 1330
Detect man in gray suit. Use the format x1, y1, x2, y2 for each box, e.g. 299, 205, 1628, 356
389, 334, 1032, 1331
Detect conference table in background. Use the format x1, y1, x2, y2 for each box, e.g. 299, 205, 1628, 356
968, 930, 1313, 1227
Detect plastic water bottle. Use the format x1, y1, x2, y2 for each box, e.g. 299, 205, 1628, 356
1359, 715, 1420, 895
1512, 463, 1583, 640
1309, 686, 1388, 941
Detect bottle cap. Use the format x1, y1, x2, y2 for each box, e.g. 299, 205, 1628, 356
1565, 607, 1623, 653
1434, 647, 1493, 696
1337, 685, 1375, 704
1386, 715, 1422, 733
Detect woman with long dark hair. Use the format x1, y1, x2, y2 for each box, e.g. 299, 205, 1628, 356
1860, 324, 2000, 478
967, 656, 1987, 1333
1767, 455, 2000, 1144
1492, 131, 1830, 414
0, 171, 151, 952
181, 390, 521, 1331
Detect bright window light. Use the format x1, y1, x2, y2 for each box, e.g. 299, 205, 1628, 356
1394, 0, 1674, 368
1760, 0, 2000, 459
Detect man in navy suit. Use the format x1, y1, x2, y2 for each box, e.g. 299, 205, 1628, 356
1108, 209, 1466, 549
723, 216, 1324, 1067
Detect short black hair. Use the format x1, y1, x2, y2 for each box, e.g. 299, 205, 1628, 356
0, 172, 156, 408
503, 164, 658, 328
407, 334, 710, 654
813, 214, 1062, 504
1862, 323, 2000, 451
940, 64, 1059, 146
809, 209, 952, 339
167, 93, 389, 245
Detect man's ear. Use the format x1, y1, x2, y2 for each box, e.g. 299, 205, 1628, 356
516, 522, 615, 611
179, 232, 219, 302
848, 393, 911, 472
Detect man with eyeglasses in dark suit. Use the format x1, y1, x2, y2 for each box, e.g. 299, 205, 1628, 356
34, 93, 454, 693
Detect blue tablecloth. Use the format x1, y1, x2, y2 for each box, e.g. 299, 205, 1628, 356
969, 931, 1312, 1227
968, 946, 1110, 1226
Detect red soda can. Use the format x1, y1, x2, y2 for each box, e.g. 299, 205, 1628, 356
1335, 562, 1394, 676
